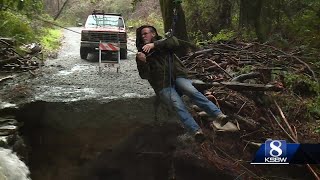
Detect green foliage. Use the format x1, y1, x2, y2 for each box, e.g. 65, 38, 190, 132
103, 0, 133, 17
316, 125, 320, 133
131, 0, 141, 8
39, 28, 62, 52
1, 0, 25, 10
283, 73, 320, 120
259, 0, 320, 49
183, 0, 232, 35
0, 10, 35, 43
286, 9, 320, 48
284, 74, 320, 94
210, 29, 235, 42
59, 4, 88, 26
238, 28, 258, 41
0, 8, 62, 56
59, 0, 133, 26
307, 96, 320, 120
238, 65, 254, 75
188, 29, 235, 46
188, 30, 206, 46
127, 12, 164, 35
0, 0, 43, 14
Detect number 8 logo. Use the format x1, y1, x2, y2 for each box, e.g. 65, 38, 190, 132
269, 140, 283, 157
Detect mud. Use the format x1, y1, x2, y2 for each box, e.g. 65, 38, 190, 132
15, 100, 174, 180
13, 100, 235, 180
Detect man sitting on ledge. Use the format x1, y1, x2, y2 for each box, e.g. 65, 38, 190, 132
135, 25, 230, 141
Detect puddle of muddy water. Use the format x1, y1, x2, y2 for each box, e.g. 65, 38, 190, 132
57, 64, 93, 76
0, 102, 17, 109
35, 86, 97, 102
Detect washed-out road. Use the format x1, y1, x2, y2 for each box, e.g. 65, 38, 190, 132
1, 27, 154, 105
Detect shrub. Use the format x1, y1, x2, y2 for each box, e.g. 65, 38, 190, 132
0, 10, 35, 43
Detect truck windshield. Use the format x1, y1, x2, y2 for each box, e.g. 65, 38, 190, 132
85, 15, 123, 28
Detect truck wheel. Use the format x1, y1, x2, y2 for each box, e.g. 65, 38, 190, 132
120, 48, 127, 59
80, 47, 88, 59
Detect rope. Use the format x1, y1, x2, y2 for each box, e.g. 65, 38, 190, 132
29, 14, 82, 34
154, 0, 182, 121
164, 0, 181, 115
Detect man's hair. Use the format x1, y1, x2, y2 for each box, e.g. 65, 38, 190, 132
141, 26, 156, 35
135, 25, 161, 51
147, 27, 155, 34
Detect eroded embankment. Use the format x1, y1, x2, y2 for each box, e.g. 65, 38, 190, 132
6, 97, 236, 180
1, 98, 314, 180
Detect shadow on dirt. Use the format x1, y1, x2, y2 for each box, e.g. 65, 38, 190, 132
9, 98, 236, 180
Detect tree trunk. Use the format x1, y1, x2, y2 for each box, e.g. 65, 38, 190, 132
254, 0, 274, 42
239, 0, 276, 42
54, 0, 70, 20
216, 0, 232, 31
159, 0, 188, 40
239, 0, 259, 28
43, 0, 56, 16
159, 0, 189, 56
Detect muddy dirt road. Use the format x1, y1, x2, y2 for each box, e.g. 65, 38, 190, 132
1, 27, 154, 105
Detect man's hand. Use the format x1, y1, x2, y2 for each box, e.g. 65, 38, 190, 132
142, 43, 155, 53
136, 52, 147, 63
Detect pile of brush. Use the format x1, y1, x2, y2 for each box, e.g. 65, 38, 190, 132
0, 38, 42, 72
175, 39, 319, 179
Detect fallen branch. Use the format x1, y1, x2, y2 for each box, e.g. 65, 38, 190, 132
192, 80, 284, 91
232, 114, 259, 128
274, 100, 298, 141
212, 61, 232, 78
0, 56, 18, 65
268, 109, 296, 142
236, 101, 247, 114
231, 72, 260, 82
0, 75, 15, 83
270, 100, 320, 180
214, 145, 265, 179
187, 48, 214, 61
257, 43, 317, 81
242, 140, 262, 147
0, 38, 15, 47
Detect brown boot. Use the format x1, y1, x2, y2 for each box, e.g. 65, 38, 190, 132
216, 114, 230, 126
194, 129, 205, 143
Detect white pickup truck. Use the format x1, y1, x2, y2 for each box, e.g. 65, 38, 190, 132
80, 11, 127, 59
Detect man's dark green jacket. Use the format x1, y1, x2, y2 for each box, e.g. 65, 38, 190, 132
136, 36, 188, 94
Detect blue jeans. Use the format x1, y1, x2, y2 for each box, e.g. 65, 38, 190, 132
159, 77, 222, 133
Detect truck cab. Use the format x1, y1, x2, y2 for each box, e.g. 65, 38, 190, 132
80, 10, 127, 59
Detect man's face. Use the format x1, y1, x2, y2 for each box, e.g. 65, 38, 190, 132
141, 28, 155, 44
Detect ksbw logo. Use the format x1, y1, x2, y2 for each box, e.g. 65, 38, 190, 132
264, 140, 288, 163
